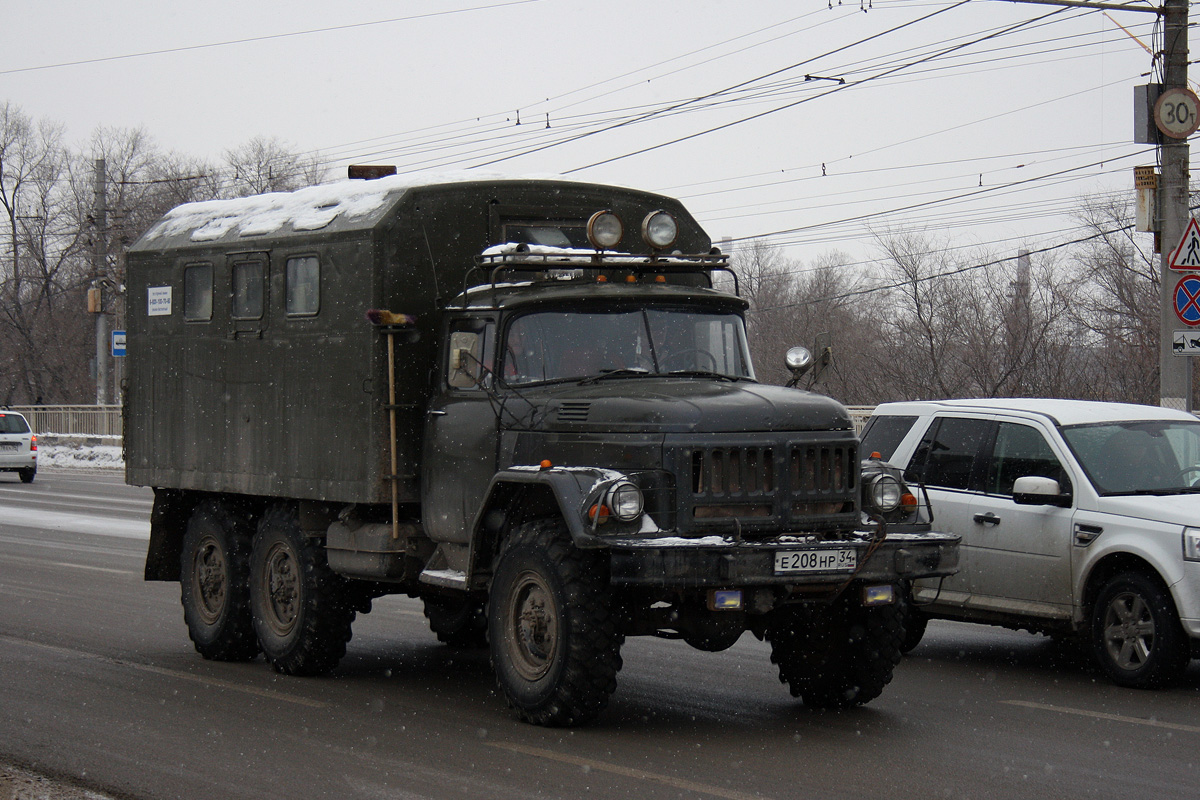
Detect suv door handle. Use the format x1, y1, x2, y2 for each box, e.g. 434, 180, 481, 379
427, 409, 447, 417
973, 512, 1001, 525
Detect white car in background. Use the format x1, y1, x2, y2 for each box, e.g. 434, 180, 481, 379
860, 399, 1200, 689
0, 409, 37, 483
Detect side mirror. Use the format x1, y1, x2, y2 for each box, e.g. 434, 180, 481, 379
1012, 476, 1071, 507
784, 346, 813, 378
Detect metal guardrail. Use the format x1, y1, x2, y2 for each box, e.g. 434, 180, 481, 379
4, 405, 122, 437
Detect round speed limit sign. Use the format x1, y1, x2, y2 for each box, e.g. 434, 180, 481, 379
1155, 87, 1200, 139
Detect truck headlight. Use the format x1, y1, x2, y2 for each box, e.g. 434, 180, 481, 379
587, 210, 623, 249
865, 474, 903, 514
1185, 527, 1200, 562
607, 481, 644, 522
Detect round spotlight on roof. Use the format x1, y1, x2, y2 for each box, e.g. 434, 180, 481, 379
587, 210, 624, 250
641, 210, 678, 250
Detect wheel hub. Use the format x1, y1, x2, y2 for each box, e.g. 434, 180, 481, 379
508, 571, 557, 681
1102, 591, 1154, 670
263, 542, 300, 636
192, 536, 226, 625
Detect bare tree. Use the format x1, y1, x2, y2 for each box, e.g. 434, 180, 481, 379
224, 136, 326, 197
1068, 196, 1159, 404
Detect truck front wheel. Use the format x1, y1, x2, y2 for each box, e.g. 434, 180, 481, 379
179, 501, 260, 661
767, 591, 903, 709
488, 519, 623, 726
249, 503, 355, 676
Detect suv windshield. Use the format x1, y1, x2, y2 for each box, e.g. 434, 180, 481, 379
502, 307, 754, 385
1062, 419, 1200, 495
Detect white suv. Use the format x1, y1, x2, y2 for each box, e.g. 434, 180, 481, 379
861, 399, 1200, 689
0, 410, 37, 483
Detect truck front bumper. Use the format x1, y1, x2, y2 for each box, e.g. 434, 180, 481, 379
606, 531, 959, 588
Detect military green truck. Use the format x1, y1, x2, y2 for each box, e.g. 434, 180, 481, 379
125, 172, 957, 726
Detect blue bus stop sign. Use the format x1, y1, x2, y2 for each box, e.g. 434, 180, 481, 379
111, 330, 127, 357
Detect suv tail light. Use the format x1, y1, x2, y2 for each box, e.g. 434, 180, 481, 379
30, 434, 37, 451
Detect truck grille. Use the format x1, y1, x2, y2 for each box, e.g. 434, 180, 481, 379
682, 439, 857, 530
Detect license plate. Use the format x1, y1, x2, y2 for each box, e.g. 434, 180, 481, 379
774, 548, 857, 574
0, 443, 17, 451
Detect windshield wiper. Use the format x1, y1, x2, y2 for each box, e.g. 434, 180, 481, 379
664, 369, 742, 382
1103, 487, 1200, 496
578, 368, 655, 385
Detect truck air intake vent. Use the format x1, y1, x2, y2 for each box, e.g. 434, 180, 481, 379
556, 402, 592, 422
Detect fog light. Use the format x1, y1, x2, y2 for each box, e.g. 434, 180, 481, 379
862, 584, 895, 606
709, 589, 743, 611
587, 210, 623, 249
641, 210, 678, 249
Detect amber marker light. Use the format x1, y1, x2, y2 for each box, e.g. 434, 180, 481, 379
539, 459, 552, 470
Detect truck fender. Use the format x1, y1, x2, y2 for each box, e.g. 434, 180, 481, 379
144, 489, 200, 581
466, 466, 622, 581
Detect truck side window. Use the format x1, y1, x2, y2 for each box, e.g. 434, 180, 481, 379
183, 263, 213, 322
986, 422, 1069, 497
231, 261, 264, 319
447, 326, 490, 390
286, 256, 320, 316
910, 417, 991, 491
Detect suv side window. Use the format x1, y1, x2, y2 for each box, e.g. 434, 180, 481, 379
860, 415, 918, 462
909, 417, 991, 491
986, 422, 1069, 496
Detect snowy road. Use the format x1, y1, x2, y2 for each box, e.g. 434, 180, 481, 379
1, 471, 1199, 799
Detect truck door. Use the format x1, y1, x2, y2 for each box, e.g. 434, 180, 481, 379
421, 318, 498, 545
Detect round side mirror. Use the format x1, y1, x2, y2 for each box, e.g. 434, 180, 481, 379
785, 346, 813, 377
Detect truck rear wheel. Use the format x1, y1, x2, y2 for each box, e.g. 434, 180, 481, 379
767, 591, 903, 709
179, 501, 260, 661
249, 503, 355, 676
488, 519, 623, 726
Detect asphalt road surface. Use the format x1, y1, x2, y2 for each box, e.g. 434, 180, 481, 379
2, 470, 1199, 800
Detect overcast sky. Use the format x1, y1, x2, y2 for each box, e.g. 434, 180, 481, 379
2, 0, 1161, 267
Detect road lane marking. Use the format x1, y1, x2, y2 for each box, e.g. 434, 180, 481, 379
0, 635, 328, 709
1003, 700, 1200, 733
487, 742, 772, 800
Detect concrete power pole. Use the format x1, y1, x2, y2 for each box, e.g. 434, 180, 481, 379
92, 158, 108, 406
1158, 0, 1192, 411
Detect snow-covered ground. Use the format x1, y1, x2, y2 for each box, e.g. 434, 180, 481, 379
37, 436, 124, 471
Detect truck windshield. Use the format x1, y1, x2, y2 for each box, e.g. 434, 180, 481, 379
502, 308, 754, 385
1061, 419, 1200, 495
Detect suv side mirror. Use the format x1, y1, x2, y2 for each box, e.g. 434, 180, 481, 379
1012, 476, 1071, 507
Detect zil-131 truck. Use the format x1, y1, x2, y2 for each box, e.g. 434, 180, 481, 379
125, 171, 957, 726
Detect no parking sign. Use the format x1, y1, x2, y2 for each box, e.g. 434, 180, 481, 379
1174, 274, 1200, 325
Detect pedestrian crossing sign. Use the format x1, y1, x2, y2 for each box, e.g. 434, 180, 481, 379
1169, 217, 1200, 271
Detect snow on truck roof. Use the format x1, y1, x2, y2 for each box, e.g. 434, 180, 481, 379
134, 171, 596, 248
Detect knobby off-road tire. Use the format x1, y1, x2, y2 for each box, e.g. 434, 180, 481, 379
179, 500, 260, 661
898, 591, 929, 654
767, 591, 904, 709
488, 519, 623, 726
1091, 571, 1189, 689
423, 595, 488, 648
249, 503, 356, 676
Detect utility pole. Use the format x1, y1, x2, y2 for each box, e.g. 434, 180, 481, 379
91, 158, 108, 406
1158, 0, 1192, 411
